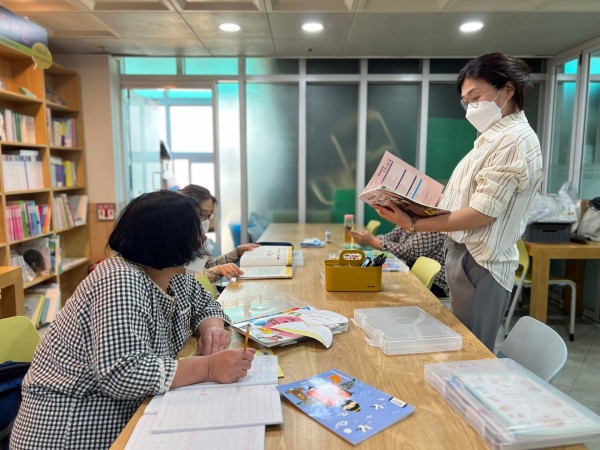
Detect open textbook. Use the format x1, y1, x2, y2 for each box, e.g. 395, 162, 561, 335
222, 293, 348, 348
359, 151, 449, 218
238, 245, 294, 279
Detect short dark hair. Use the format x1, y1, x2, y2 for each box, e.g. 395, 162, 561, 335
456, 53, 533, 110
108, 190, 203, 269
179, 184, 218, 205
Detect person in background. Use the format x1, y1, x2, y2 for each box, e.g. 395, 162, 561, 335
11, 191, 255, 449
180, 184, 259, 282
375, 53, 543, 351
349, 227, 448, 297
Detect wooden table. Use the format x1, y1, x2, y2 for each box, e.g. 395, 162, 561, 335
113, 224, 584, 450
0, 266, 24, 318
524, 241, 600, 322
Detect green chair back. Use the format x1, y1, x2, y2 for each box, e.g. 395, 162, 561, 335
0, 316, 40, 363
410, 256, 441, 290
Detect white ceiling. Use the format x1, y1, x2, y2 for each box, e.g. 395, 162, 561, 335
3, 0, 600, 58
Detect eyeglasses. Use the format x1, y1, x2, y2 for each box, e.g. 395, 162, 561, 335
460, 85, 499, 111
199, 210, 214, 220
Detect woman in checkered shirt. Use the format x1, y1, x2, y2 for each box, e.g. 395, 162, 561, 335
11, 190, 256, 449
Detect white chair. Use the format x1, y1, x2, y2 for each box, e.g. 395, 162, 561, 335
497, 315, 567, 382
504, 240, 576, 341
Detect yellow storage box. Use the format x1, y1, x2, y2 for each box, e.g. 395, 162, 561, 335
324, 249, 382, 292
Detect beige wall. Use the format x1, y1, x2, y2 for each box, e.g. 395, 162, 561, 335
55, 54, 125, 263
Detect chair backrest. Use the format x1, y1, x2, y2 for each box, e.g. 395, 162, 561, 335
0, 316, 40, 363
410, 256, 441, 290
194, 274, 219, 298
497, 315, 567, 382
365, 220, 381, 236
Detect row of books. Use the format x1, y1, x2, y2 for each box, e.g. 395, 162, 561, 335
50, 156, 77, 188
52, 193, 88, 230
24, 283, 61, 329
1, 150, 44, 191
6, 200, 51, 242
47, 110, 78, 147
0, 109, 36, 144
10, 252, 37, 283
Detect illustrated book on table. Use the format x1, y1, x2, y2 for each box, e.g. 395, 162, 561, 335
238, 244, 294, 279
124, 355, 282, 450
222, 293, 348, 349
278, 368, 414, 445
359, 150, 449, 218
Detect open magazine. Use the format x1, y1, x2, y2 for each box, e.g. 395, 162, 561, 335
359, 151, 449, 218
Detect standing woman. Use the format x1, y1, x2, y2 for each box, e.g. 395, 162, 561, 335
376, 53, 543, 351
11, 191, 255, 449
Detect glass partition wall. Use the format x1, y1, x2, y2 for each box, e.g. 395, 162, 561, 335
120, 56, 547, 248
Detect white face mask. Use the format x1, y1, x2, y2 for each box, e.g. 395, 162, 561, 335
201, 220, 210, 233
465, 88, 508, 133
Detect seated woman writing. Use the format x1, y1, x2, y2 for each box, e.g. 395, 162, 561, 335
11, 190, 255, 450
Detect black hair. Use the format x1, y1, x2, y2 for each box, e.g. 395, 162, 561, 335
179, 184, 218, 205
456, 53, 533, 110
107, 190, 203, 269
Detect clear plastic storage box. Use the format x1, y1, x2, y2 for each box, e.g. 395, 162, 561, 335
425, 358, 600, 450
353, 306, 462, 355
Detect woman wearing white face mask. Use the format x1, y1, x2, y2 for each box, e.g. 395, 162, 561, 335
376, 53, 543, 351
180, 184, 259, 284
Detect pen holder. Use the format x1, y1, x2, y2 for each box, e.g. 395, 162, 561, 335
323, 249, 382, 292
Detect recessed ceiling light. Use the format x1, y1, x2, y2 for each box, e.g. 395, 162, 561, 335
460, 21, 484, 33
219, 23, 241, 32
302, 22, 324, 32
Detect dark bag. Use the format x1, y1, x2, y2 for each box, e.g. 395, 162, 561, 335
0, 361, 31, 447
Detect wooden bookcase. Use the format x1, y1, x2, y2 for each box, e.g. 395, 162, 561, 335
0, 45, 90, 318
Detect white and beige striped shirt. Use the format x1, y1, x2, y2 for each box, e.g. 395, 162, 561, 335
437, 111, 543, 291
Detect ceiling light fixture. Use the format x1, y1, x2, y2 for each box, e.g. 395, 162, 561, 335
459, 21, 484, 33
219, 23, 241, 32
302, 22, 324, 32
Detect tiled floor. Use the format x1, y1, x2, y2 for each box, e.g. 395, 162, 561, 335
497, 297, 600, 450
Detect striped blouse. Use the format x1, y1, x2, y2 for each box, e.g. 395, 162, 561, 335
437, 111, 543, 291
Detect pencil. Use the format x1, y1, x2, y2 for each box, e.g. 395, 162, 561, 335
243, 323, 251, 352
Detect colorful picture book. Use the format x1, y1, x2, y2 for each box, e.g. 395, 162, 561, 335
238, 245, 294, 279
278, 368, 415, 445
231, 305, 348, 349
359, 151, 449, 218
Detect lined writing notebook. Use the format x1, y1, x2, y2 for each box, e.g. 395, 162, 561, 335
145, 355, 279, 415
125, 415, 265, 450
154, 385, 282, 432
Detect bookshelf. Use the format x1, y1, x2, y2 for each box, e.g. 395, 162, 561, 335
0, 45, 90, 318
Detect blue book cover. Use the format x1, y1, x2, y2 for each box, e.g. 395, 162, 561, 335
278, 368, 414, 445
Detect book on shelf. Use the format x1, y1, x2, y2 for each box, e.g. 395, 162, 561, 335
1, 150, 43, 191
0, 109, 36, 144
25, 283, 61, 328
359, 150, 449, 218
278, 368, 415, 445
10, 251, 36, 283
67, 194, 88, 226
223, 294, 348, 349
238, 245, 294, 279
52, 193, 76, 229
24, 293, 45, 327
50, 156, 76, 187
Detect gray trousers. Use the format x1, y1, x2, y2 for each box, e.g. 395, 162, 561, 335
446, 239, 510, 352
